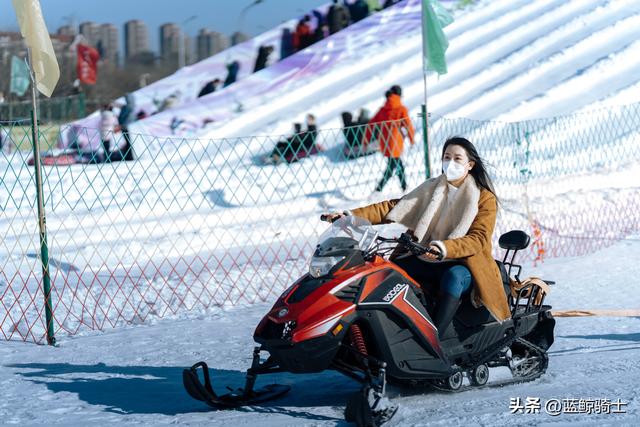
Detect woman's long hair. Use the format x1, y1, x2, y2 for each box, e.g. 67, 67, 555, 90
442, 137, 499, 204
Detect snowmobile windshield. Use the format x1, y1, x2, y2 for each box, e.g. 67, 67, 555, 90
317, 216, 378, 253
309, 216, 377, 278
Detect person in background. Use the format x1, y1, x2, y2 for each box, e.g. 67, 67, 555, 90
268, 122, 303, 164
0, 124, 7, 154
341, 111, 358, 150
364, 84, 414, 192
223, 61, 240, 87
301, 113, 318, 150
280, 28, 295, 60
342, 108, 372, 158
254, 45, 275, 72
293, 15, 313, 52
349, 0, 370, 22
314, 23, 329, 43
328, 0, 351, 34
355, 107, 371, 151
382, 0, 401, 9
0, 91, 5, 104
267, 114, 320, 164
157, 91, 182, 112
311, 9, 328, 43
356, 108, 370, 126
198, 78, 222, 98
99, 103, 118, 162
117, 93, 136, 152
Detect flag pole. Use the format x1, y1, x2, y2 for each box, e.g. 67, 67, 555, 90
421, 1, 431, 179
26, 48, 56, 346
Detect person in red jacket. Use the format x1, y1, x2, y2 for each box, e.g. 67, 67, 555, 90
364, 85, 415, 192
293, 16, 313, 52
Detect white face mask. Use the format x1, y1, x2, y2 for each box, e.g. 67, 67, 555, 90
442, 160, 468, 181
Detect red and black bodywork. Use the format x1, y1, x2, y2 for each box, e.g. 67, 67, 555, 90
253, 254, 452, 379
183, 227, 555, 424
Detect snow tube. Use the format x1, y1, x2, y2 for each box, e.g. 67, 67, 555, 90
27, 153, 78, 166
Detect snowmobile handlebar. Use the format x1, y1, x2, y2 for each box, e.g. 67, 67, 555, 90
319, 214, 443, 260
378, 233, 444, 261
320, 213, 350, 223
320, 214, 335, 222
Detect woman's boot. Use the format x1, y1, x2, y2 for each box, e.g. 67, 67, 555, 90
435, 293, 460, 338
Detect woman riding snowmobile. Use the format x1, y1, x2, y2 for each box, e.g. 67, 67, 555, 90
326, 137, 509, 337
184, 137, 555, 426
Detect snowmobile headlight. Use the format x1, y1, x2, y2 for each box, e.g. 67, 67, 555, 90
309, 255, 345, 278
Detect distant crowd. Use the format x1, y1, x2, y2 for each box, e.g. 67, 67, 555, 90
195, 0, 403, 101
280, 0, 399, 58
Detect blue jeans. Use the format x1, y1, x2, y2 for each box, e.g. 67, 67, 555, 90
394, 256, 472, 298
439, 265, 473, 298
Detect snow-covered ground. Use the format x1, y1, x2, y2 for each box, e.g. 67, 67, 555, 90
2, 237, 639, 426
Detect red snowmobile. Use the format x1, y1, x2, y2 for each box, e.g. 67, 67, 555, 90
183, 216, 555, 425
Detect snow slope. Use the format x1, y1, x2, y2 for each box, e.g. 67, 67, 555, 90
124, 0, 640, 142
2, 237, 639, 426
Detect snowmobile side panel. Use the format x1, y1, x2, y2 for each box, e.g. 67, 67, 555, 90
361, 309, 450, 379
359, 270, 443, 359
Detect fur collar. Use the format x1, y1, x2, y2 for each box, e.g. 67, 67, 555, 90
386, 174, 481, 243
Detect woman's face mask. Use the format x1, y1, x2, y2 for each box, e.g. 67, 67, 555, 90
442, 160, 468, 181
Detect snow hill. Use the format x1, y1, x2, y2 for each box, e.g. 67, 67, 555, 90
125, 0, 640, 140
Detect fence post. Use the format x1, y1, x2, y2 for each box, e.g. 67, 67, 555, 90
30, 108, 56, 345
421, 104, 431, 179
27, 52, 56, 345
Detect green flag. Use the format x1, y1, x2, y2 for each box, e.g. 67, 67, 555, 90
10, 55, 30, 96
422, 0, 454, 75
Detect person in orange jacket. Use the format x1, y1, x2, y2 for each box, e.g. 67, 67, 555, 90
364, 85, 415, 192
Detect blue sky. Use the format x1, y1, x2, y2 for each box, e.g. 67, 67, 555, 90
1, 0, 328, 50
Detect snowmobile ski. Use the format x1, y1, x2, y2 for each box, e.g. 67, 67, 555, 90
183, 361, 290, 408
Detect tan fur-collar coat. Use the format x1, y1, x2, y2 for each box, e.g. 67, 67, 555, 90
351, 175, 510, 322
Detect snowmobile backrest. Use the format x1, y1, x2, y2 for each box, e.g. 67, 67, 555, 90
499, 230, 530, 282
498, 230, 530, 251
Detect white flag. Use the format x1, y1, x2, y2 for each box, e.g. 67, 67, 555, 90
11, 0, 60, 97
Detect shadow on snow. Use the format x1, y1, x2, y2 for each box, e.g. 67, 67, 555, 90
7, 362, 355, 422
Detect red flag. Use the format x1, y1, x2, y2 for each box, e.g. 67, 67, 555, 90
77, 44, 99, 84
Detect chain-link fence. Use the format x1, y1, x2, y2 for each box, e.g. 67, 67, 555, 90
1, 104, 639, 343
